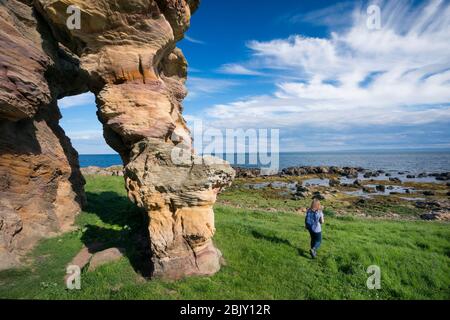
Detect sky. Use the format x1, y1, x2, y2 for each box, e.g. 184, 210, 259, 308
59, 0, 450, 154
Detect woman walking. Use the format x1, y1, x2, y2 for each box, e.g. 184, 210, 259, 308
305, 199, 324, 258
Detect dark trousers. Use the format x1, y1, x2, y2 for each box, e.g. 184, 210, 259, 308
308, 230, 322, 251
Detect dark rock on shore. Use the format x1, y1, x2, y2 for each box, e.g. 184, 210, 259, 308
234, 167, 261, 178
312, 191, 325, 201
420, 211, 450, 221
418, 172, 427, 178
422, 191, 435, 196
376, 185, 386, 192
292, 184, 310, 199
389, 177, 402, 183
429, 172, 450, 181
363, 187, 375, 193
329, 178, 341, 187
415, 201, 440, 209
235, 165, 366, 178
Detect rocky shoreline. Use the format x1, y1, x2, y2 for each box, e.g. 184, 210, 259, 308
81, 165, 124, 177
82, 164, 450, 181
234, 165, 450, 180
81, 165, 450, 221
230, 166, 450, 222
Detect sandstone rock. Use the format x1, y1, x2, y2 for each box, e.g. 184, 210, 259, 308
68, 246, 95, 271
0, 1, 86, 270
2, 0, 233, 279
88, 247, 125, 272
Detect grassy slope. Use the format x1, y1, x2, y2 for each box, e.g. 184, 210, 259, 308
0, 176, 449, 299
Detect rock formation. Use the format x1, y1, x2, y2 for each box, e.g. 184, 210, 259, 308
0, 0, 235, 279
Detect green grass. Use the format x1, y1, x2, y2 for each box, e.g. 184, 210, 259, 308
0, 176, 449, 299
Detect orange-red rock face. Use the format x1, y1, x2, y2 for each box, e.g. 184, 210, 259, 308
0, 0, 234, 278
0, 0, 86, 269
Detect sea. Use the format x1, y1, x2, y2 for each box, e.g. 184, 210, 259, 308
79, 149, 450, 174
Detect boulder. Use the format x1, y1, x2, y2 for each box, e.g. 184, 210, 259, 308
415, 201, 440, 209
88, 248, 125, 272
353, 179, 362, 187
420, 211, 450, 221
329, 178, 341, 187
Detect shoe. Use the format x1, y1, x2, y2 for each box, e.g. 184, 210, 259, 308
310, 249, 316, 259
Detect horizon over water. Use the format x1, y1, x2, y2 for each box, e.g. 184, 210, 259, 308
79, 149, 450, 173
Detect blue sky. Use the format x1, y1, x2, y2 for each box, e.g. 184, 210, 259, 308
60, 0, 450, 154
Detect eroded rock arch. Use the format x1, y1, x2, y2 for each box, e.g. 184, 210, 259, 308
0, 0, 234, 279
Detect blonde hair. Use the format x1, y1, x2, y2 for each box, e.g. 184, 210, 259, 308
310, 199, 322, 211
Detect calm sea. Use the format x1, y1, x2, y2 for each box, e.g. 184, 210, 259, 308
79, 150, 450, 173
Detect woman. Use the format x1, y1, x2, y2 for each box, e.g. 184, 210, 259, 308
305, 199, 324, 258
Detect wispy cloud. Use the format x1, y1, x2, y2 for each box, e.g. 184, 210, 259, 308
66, 130, 104, 141
286, 1, 354, 28
217, 63, 264, 76
184, 35, 205, 44
186, 77, 240, 100
58, 92, 95, 109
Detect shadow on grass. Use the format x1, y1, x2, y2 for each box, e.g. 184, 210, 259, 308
251, 230, 310, 259
81, 191, 153, 278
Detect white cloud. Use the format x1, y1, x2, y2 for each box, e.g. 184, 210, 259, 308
58, 92, 95, 109
186, 77, 239, 100
66, 130, 116, 154
66, 130, 104, 141
201, 0, 450, 130
218, 63, 264, 76
184, 35, 205, 44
